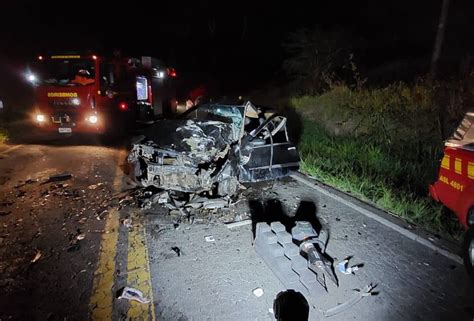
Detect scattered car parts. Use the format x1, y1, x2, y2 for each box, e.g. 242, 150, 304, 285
323, 284, 377, 317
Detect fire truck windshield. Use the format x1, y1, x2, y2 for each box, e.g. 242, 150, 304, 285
33, 59, 96, 86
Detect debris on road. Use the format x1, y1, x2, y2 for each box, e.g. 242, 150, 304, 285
88, 183, 104, 190
14, 178, 38, 189
117, 286, 151, 304
123, 218, 133, 229
252, 287, 264, 297
323, 284, 377, 317
44, 173, 72, 184
76, 233, 86, 241
205, 235, 215, 242
30, 250, 42, 263
0, 210, 12, 216
171, 246, 181, 256
337, 258, 363, 275
225, 219, 252, 229
67, 243, 81, 252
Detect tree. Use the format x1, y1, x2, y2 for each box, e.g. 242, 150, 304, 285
283, 28, 350, 95
430, 0, 450, 78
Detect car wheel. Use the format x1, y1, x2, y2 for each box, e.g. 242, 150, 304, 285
463, 227, 474, 278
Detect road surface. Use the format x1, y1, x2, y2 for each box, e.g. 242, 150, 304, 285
0, 139, 473, 321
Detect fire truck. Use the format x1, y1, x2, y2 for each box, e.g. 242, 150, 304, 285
27, 53, 178, 135
429, 110, 474, 278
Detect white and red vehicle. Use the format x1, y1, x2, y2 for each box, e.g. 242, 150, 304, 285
27, 53, 178, 135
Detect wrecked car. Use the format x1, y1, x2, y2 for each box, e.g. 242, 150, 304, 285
127, 101, 300, 197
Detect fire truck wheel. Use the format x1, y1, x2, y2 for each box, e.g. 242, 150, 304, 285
463, 227, 474, 278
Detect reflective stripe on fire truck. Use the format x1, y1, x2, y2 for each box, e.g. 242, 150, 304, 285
51, 55, 81, 59
47, 92, 78, 98
441, 155, 450, 170
455, 158, 463, 175
468, 162, 474, 179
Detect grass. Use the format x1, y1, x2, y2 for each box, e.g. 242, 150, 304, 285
293, 85, 465, 238
0, 127, 7, 145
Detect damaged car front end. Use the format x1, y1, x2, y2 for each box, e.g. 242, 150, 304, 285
128, 101, 300, 197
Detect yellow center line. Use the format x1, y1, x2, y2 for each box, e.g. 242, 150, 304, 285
89, 149, 125, 320
0, 144, 23, 155
126, 209, 156, 320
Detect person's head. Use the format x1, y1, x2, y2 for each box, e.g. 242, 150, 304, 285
273, 290, 309, 321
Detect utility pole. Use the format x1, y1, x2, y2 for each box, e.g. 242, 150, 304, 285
430, 0, 450, 78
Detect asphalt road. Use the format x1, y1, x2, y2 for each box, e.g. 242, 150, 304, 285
0, 138, 473, 321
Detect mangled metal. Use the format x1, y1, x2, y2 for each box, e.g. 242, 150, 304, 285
128, 101, 300, 198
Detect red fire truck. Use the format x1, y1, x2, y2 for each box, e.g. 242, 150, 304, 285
430, 110, 474, 277
27, 53, 178, 135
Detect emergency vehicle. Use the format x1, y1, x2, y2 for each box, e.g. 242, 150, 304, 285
430, 110, 474, 277
27, 53, 178, 135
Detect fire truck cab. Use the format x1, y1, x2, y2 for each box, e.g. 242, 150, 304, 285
27, 53, 177, 135
430, 110, 474, 277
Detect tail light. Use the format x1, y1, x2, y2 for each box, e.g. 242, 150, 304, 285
167, 68, 177, 78
119, 102, 128, 110
148, 85, 153, 105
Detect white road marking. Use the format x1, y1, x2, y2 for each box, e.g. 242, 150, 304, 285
290, 172, 463, 265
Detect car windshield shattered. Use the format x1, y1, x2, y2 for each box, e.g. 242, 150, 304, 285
128, 101, 300, 200
180, 104, 245, 141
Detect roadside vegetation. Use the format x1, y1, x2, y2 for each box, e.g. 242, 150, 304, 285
292, 82, 469, 237
0, 128, 6, 145
283, 28, 473, 237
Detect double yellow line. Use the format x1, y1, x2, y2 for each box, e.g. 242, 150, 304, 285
89, 149, 155, 320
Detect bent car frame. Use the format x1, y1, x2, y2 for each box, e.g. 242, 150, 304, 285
128, 101, 300, 197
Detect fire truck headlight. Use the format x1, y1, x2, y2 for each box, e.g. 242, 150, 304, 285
71, 98, 80, 106
156, 70, 165, 79
27, 73, 37, 83
88, 115, 98, 124
36, 114, 46, 122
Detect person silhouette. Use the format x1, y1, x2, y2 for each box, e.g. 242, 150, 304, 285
71, 69, 95, 86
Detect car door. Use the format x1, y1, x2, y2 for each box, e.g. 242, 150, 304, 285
239, 114, 300, 182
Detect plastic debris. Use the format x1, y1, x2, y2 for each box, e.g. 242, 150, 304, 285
337, 258, 362, 275
252, 287, 264, 297
76, 233, 86, 241
117, 286, 151, 304
31, 250, 42, 263
171, 246, 181, 256
323, 284, 377, 317
123, 218, 133, 229
205, 235, 215, 242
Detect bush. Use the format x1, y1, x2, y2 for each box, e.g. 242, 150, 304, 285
292, 80, 470, 237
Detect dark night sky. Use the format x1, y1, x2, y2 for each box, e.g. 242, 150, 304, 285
1, 0, 473, 86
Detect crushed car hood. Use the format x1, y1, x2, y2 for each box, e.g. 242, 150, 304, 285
138, 119, 236, 165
